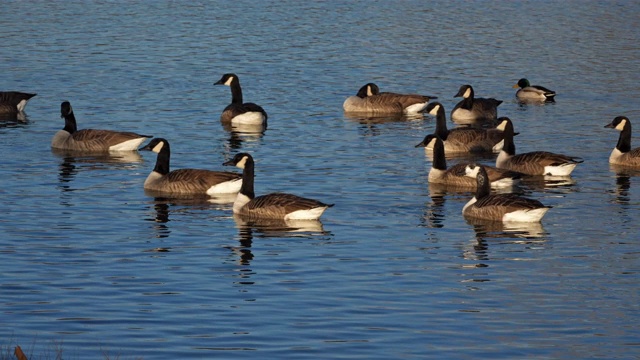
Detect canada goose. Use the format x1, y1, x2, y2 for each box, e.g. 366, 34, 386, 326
140, 138, 242, 195
495, 117, 583, 176
463, 164, 551, 222
214, 73, 268, 125
605, 116, 640, 167
0, 91, 36, 113
343, 82, 437, 115
418, 134, 521, 189
513, 78, 556, 102
450, 84, 502, 124
420, 102, 507, 153
223, 153, 333, 220
52, 101, 152, 152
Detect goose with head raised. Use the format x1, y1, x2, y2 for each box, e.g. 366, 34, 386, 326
605, 116, 640, 167
214, 73, 268, 125
450, 84, 502, 124
223, 153, 333, 220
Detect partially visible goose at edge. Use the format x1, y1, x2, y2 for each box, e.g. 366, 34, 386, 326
419, 134, 521, 189
343, 82, 437, 115
52, 101, 152, 152
513, 78, 556, 102
0, 91, 36, 113
223, 153, 333, 220
495, 117, 583, 176
214, 73, 268, 125
418, 102, 507, 153
450, 84, 502, 124
605, 116, 640, 167
463, 164, 551, 223
140, 138, 242, 195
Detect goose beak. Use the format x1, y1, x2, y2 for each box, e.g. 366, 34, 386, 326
214, 79, 223, 85
222, 159, 234, 166
139, 143, 152, 151
415, 141, 426, 148
604, 122, 614, 128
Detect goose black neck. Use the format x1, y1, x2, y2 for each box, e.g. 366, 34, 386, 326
616, 122, 632, 153
459, 95, 474, 110
502, 122, 516, 156
432, 138, 447, 170
153, 143, 171, 175
230, 79, 244, 104
475, 167, 491, 199
63, 112, 78, 134
433, 106, 449, 140
240, 157, 256, 199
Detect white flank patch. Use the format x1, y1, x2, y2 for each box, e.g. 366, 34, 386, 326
109, 137, 148, 151
16, 99, 29, 112
233, 192, 252, 214
490, 177, 519, 189
232, 112, 265, 125
544, 163, 577, 176
404, 102, 427, 114
207, 179, 242, 195
284, 206, 327, 220
503, 207, 549, 223
451, 108, 475, 121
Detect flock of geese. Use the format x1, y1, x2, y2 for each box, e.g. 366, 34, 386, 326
1, 75, 638, 224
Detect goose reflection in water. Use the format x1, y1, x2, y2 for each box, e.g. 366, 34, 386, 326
609, 165, 640, 206
54, 149, 144, 192
221, 121, 267, 151
344, 112, 423, 137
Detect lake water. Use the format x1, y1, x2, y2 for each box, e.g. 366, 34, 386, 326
1, 1, 639, 359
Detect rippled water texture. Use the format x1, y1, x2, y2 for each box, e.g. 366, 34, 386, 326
1, 1, 639, 359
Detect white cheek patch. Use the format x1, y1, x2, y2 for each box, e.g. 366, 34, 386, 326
152, 142, 164, 153
429, 104, 440, 115
236, 156, 248, 169
495, 120, 507, 131
367, 85, 374, 97
224, 76, 235, 86
616, 119, 627, 131
463, 87, 472, 98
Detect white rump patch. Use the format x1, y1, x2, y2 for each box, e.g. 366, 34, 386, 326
109, 137, 148, 151
544, 163, 577, 176
207, 179, 242, 195
284, 207, 328, 220
404, 102, 428, 114
232, 112, 265, 125
503, 207, 550, 223
16, 99, 29, 112
490, 177, 519, 189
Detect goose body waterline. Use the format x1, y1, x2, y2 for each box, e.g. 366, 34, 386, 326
0, 91, 36, 114
214, 73, 268, 125
51, 101, 151, 152
343, 83, 437, 115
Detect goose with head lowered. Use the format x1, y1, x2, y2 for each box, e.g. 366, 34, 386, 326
450, 84, 502, 124
0, 91, 36, 114
223, 153, 333, 220
214, 73, 268, 125
513, 78, 556, 102
495, 117, 583, 176
418, 134, 521, 189
418, 102, 508, 153
605, 116, 640, 167
140, 138, 242, 195
463, 164, 551, 223
343, 82, 437, 115
52, 101, 152, 152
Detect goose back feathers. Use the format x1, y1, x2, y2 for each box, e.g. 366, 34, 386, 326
214, 73, 268, 125
513, 78, 556, 102
343, 82, 437, 115
495, 117, 583, 176
605, 116, 640, 167
463, 164, 551, 222
52, 101, 151, 152
0, 91, 36, 113
223, 153, 333, 220
450, 84, 502, 124
140, 138, 242, 195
